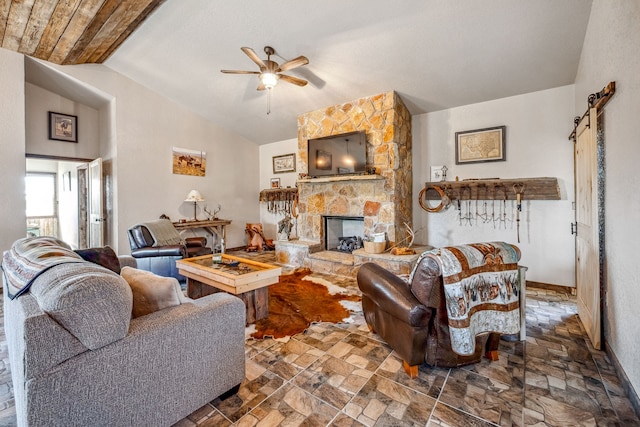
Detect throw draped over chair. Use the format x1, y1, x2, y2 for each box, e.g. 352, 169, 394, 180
128, 219, 212, 282
357, 241, 522, 377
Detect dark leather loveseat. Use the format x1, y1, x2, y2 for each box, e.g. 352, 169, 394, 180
357, 242, 522, 377
128, 219, 212, 282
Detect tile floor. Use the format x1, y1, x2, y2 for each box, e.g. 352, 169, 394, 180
1, 251, 639, 426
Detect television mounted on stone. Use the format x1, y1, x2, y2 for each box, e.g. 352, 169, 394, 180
307, 131, 367, 177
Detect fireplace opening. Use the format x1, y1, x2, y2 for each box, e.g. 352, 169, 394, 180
323, 215, 364, 253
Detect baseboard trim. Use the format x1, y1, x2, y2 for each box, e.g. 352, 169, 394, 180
604, 340, 640, 419
526, 280, 575, 295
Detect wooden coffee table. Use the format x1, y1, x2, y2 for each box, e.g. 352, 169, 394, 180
176, 254, 281, 324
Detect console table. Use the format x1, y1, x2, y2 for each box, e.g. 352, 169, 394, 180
172, 219, 231, 253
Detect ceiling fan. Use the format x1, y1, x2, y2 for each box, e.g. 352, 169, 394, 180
221, 46, 309, 91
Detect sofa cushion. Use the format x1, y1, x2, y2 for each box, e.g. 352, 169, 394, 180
30, 262, 133, 350
74, 245, 121, 274
121, 266, 187, 318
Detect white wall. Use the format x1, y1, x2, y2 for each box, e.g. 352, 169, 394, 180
574, 0, 640, 400
55, 64, 261, 252
25, 83, 100, 159
0, 49, 26, 254
0, 52, 260, 254
258, 138, 298, 238
412, 85, 576, 287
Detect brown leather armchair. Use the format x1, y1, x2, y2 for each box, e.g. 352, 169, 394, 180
357, 242, 521, 377
128, 220, 212, 282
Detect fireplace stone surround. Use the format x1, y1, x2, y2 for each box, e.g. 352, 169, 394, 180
275, 91, 413, 273
297, 91, 412, 242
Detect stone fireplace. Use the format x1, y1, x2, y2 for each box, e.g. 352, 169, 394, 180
296, 91, 412, 245
275, 91, 413, 270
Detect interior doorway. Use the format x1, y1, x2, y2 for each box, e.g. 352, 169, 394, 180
25, 157, 90, 249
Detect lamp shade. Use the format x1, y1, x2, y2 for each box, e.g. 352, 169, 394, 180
184, 190, 205, 202
259, 72, 279, 89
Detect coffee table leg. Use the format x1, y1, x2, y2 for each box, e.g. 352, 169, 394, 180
187, 278, 220, 299
239, 287, 269, 324
187, 277, 269, 324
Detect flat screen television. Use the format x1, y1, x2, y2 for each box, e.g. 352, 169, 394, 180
307, 131, 367, 177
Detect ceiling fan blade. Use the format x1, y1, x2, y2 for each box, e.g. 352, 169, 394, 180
241, 47, 266, 70
221, 69, 260, 74
257, 82, 266, 91
278, 55, 309, 72
279, 74, 308, 87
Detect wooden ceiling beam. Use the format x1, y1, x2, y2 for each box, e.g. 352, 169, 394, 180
2, 0, 35, 51
49, 0, 106, 64
95, 0, 164, 63
74, 0, 155, 64
0, 0, 13, 43
18, 0, 59, 55
33, 0, 82, 61
2, 0, 165, 65
61, 0, 120, 64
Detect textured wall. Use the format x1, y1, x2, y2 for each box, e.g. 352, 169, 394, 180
295, 91, 412, 245
0, 49, 27, 254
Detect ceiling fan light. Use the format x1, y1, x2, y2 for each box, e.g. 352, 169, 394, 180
260, 72, 279, 89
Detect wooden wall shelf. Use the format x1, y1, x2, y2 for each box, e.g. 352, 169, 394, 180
423, 177, 560, 201
259, 187, 298, 202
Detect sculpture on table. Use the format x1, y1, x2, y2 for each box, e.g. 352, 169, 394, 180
204, 204, 221, 220
277, 214, 293, 241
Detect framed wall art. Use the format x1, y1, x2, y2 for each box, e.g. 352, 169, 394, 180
455, 125, 506, 164
48, 112, 78, 142
172, 146, 207, 177
272, 153, 296, 174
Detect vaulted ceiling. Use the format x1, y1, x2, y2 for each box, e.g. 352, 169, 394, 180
2, 1, 593, 145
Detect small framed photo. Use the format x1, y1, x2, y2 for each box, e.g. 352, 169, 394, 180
270, 178, 281, 189
273, 153, 296, 174
316, 150, 332, 170
455, 125, 506, 164
430, 165, 444, 182
48, 112, 78, 142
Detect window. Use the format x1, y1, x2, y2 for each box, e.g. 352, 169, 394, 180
26, 173, 57, 217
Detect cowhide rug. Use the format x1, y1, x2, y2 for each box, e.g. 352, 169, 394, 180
247, 268, 361, 340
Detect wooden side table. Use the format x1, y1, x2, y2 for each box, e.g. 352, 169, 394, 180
173, 219, 231, 253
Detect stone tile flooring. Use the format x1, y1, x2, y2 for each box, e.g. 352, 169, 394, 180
1, 250, 639, 426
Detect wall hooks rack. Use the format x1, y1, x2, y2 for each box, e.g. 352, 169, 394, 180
422, 177, 560, 202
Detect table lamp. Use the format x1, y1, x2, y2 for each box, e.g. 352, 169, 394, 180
185, 190, 205, 221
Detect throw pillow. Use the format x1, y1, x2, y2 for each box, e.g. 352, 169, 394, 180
75, 246, 121, 274
120, 266, 187, 318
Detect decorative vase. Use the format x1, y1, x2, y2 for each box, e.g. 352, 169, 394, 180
364, 241, 386, 254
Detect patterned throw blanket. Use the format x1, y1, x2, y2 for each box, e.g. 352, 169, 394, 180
420, 242, 521, 355
1, 237, 84, 300
133, 219, 184, 247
